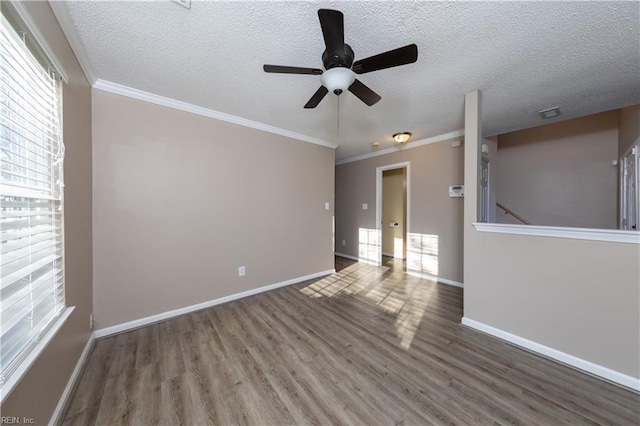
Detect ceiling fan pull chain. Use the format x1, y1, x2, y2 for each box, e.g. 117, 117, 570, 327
337, 95, 340, 140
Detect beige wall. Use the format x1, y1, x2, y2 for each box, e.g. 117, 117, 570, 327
496, 111, 619, 229
382, 168, 405, 257
1, 1, 93, 423
619, 104, 640, 157
335, 139, 464, 283
464, 91, 640, 380
92, 90, 335, 328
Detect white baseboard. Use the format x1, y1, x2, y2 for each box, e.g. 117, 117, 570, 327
335, 254, 462, 287
461, 317, 640, 392
94, 269, 335, 339
407, 270, 464, 288
49, 332, 95, 425
334, 252, 359, 262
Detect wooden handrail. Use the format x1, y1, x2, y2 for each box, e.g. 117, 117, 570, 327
496, 202, 532, 225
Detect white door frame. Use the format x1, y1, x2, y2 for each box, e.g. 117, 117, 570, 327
620, 143, 639, 230
480, 156, 490, 223
376, 162, 410, 266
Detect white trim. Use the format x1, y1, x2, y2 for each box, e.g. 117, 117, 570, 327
335, 253, 463, 287
336, 130, 464, 165
356, 258, 381, 266
48, 332, 95, 425
8, 1, 69, 83
473, 222, 640, 244
48, 0, 96, 84
92, 79, 338, 150
334, 252, 360, 262
93, 269, 335, 339
407, 270, 464, 288
461, 317, 640, 392
0, 307, 75, 404
376, 162, 410, 267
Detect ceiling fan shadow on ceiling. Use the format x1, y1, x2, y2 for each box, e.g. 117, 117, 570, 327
263, 9, 418, 109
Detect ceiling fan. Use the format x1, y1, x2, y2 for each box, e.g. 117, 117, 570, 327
263, 9, 418, 109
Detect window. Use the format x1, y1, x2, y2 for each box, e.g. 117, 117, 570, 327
0, 11, 66, 391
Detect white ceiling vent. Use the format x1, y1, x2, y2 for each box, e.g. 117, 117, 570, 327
538, 106, 561, 119
173, 0, 191, 10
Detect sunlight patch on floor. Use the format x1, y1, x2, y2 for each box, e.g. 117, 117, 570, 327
299, 261, 388, 299
395, 282, 437, 349
300, 257, 439, 350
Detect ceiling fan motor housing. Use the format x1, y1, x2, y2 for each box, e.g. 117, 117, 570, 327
322, 43, 354, 70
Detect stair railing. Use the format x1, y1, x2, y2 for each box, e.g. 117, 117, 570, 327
496, 202, 532, 225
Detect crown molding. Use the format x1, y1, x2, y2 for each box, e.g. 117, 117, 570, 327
93, 79, 338, 149
335, 130, 465, 165
48, 0, 97, 84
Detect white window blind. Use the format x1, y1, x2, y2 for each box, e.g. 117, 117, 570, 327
0, 14, 65, 387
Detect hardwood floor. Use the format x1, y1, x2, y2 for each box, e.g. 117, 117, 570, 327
62, 256, 640, 425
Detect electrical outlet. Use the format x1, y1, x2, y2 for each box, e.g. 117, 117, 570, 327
342, 240, 346, 246
89, 313, 94, 329
238, 266, 245, 277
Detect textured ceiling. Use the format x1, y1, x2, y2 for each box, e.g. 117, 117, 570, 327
57, 1, 639, 160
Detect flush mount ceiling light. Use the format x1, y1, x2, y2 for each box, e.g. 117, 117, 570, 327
393, 132, 412, 144
320, 67, 356, 95
539, 106, 561, 119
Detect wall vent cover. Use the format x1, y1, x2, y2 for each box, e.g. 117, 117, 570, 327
538, 106, 561, 119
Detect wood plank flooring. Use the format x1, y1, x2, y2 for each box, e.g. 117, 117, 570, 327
62, 256, 640, 425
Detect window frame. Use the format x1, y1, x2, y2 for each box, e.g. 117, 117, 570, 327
0, 2, 74, 404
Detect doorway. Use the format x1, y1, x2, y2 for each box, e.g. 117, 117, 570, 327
376, 162, 410, 266
620, 143, 639, 230
480, 156, 490, 223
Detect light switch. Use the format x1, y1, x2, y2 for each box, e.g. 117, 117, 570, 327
362, 203, 368, 210
324, 202, 330, 210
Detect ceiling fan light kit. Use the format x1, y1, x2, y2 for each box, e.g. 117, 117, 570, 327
393, 132, 412, 144
321, 67, 356, 94
263, 8, 418, 109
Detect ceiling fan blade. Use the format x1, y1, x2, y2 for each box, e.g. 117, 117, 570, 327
348, 79, 381, 106
263, 64, 323, 75
304, 86, 329, 109
352, 44, 418, 74
318, 9, 345, 63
